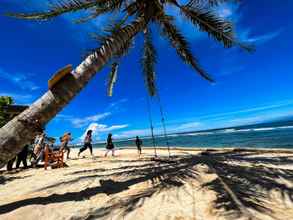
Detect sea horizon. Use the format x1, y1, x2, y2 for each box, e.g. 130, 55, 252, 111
72, 119, 293, 149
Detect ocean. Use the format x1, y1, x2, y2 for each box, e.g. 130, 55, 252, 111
92, 121, 293, 149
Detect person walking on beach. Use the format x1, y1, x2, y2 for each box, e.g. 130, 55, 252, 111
16, 145, 29, 169
60, 132, 72, 159
135, 136, 142, 156
105, 133, 115, 157
78, 130, 93, 157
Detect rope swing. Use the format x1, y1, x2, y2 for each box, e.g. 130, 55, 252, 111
146, 95, 158, 158
156, 94, 171, 158
145, 92, 171, 158
142, 27, 171, 158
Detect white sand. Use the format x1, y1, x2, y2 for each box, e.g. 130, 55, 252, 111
1, 148, 293, 220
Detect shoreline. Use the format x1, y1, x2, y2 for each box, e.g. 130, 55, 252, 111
119, 146, 293, 152
70, 145, 293, 154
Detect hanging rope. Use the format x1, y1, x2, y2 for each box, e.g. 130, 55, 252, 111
156, 93, 171, 158
146, 95, 157, 157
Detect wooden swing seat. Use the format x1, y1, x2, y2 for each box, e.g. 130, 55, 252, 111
48, 64, 73, 89
44, 146, 65, 170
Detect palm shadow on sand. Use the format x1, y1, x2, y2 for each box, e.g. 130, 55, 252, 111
1, 150, 293, 219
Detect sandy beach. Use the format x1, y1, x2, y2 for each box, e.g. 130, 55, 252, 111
1, 148, 293, 220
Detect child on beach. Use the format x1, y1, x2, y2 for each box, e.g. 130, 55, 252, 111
135, 136, 142, 156
60, 132, 72, 159
78, 130, 93, 157
105, 133, 115, 157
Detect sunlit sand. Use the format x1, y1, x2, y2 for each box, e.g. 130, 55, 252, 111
1, 148, 293, 220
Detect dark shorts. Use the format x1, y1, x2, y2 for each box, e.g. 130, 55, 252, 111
62, 142, 70, 151
84, 143, 92, 148
106, 144, 114, 150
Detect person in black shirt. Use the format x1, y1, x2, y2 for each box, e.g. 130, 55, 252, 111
105, 133, 115, 157
135, 136, 142, 156
78, 130, 93, 157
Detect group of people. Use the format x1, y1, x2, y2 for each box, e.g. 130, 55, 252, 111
6, 129, 143, 171
77, 131, 143, 157
6, 131, 73, 171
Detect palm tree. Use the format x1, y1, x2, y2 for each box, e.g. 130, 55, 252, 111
0, 0, 253, 168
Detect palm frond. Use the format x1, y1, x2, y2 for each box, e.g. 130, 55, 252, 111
114, 38, 134, 58
158, 16, 214, 82
6, 0, 97, 20
74, 10, 101, 24
92, 14, 134, 58
6, 0, 123, 21
107, 62, 119, 97
186, 0, 239, 7
124, 1, 140, 16
141, 28, 157, 97
180, 5, 254, 51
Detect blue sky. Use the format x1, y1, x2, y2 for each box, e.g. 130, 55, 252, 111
1, 1, 293, 143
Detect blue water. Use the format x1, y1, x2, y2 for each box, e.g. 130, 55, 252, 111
92, 125, 293, 149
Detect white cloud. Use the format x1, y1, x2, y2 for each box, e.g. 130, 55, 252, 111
241, 29, 282, 45
113, 121, 201, 139
113, 128, 151, 139
107, 98, 128, 109
79, 122, 128, 142
55, 114, 73, 121
113, 100, 293, 139
55, 112, 111, 128
0, 68, 39, 91
177, 122, 201, 130
217, 8, 233, 18
215, 3, 240, 21
213, 3, 282, 47
104, 124, 129, 131
70, 112, 111, 128
164, 100, 293, 130
228, 111, 293, 126
112, 101, 293, 140
184, 100, 293, 123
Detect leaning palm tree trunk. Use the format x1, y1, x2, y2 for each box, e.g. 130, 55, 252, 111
0, 17, 147, 168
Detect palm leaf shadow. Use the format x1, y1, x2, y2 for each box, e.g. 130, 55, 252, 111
202, 151, 293, 219
1, 151, 293, 219
79, 151, 293, 219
